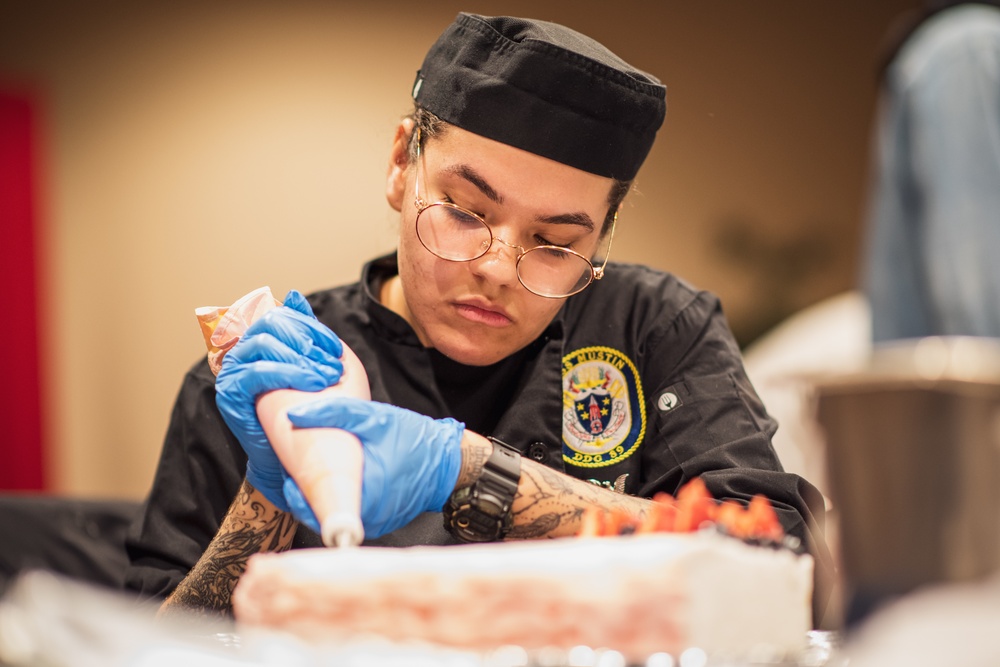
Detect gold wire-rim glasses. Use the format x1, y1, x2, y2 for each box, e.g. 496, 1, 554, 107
412, 128, 617, 299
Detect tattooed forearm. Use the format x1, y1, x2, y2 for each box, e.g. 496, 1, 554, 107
458, 431, 652, 541
510, 458, 652, 539
158, 480, 297, 619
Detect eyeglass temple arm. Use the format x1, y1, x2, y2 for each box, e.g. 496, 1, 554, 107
413, 126, 425, 207
593, 210, 618, 280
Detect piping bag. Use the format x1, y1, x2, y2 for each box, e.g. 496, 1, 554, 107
196, 286, 370, 548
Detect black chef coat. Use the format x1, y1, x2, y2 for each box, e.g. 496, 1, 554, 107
125, 254, 833, 618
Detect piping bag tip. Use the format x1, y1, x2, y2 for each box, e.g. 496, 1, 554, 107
321, 513, 364, 549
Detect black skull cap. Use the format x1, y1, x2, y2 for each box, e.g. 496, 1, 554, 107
413, 13, 667, 180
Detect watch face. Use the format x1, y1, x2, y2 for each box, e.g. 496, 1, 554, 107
445, 487, 510, 543
474, 492, 506, 517
451, 506, 503, 542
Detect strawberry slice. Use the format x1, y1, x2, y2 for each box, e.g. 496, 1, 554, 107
578, 505, 605, 537
636, 493, 678, 533
674, 478, 716, 532
748, 494, 784, 541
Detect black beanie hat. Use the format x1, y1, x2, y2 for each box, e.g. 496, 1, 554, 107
412, 13, 667, 181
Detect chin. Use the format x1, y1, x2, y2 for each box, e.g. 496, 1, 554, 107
433, 334, 513, 367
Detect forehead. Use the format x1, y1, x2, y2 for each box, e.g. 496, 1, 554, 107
422, 126, 615, 214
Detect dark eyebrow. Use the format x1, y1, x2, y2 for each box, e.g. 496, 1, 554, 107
443, 163, 596, 232
536, 211, 595, 232
444, 164, 503, 205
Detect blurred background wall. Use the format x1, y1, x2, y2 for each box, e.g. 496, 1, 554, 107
0, 0, 918, 499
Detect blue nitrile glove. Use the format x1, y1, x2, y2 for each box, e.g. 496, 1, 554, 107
283, 397, 465, 539
215, 290, 344, 510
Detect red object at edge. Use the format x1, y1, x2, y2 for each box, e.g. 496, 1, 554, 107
0, 88, 47, 491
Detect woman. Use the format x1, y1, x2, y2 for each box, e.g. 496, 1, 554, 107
129, 12, 832, 622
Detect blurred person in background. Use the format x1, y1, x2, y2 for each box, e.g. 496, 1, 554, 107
862, 0, 1000, 342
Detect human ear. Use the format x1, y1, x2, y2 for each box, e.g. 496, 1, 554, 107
385, 118, 415, 213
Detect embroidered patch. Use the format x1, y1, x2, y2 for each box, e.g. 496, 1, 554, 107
562, 346, 646, 468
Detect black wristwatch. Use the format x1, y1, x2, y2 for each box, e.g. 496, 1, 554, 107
443, 437, 521, 543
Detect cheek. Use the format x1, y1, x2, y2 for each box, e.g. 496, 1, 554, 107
397, 212, 426, 275
399, 227, 440, 290
522, 297, 565, 334
397, 227, 461, 322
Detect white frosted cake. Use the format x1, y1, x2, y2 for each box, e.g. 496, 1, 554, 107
232, 531, 813, 660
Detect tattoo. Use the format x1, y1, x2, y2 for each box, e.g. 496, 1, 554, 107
458, 432, 652, 541
507, 513, 561, 539
509, 465, 574, 536
533, 464, 579, 494
510, 460, 651, 539
159, 481, 296, 619
455, 434, 491, 488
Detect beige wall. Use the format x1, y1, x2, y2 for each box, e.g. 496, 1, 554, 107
0, 1, 917, 499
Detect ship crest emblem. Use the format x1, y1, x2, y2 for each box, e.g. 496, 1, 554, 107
562, 346, 645, 468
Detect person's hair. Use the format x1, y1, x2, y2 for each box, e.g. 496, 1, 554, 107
406, 106, 631, 237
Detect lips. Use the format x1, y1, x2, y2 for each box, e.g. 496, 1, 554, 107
452, 298, 513, 327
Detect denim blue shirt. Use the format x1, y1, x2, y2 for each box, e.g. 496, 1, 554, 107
862, 4, 1000, 341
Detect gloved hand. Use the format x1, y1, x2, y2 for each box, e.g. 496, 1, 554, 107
282, 397, 464, 539
215, 290, 344, 510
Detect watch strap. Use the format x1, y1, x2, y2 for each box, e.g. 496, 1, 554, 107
443, 437, 521, 542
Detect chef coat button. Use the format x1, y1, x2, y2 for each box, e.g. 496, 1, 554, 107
527, 442, 549, 462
